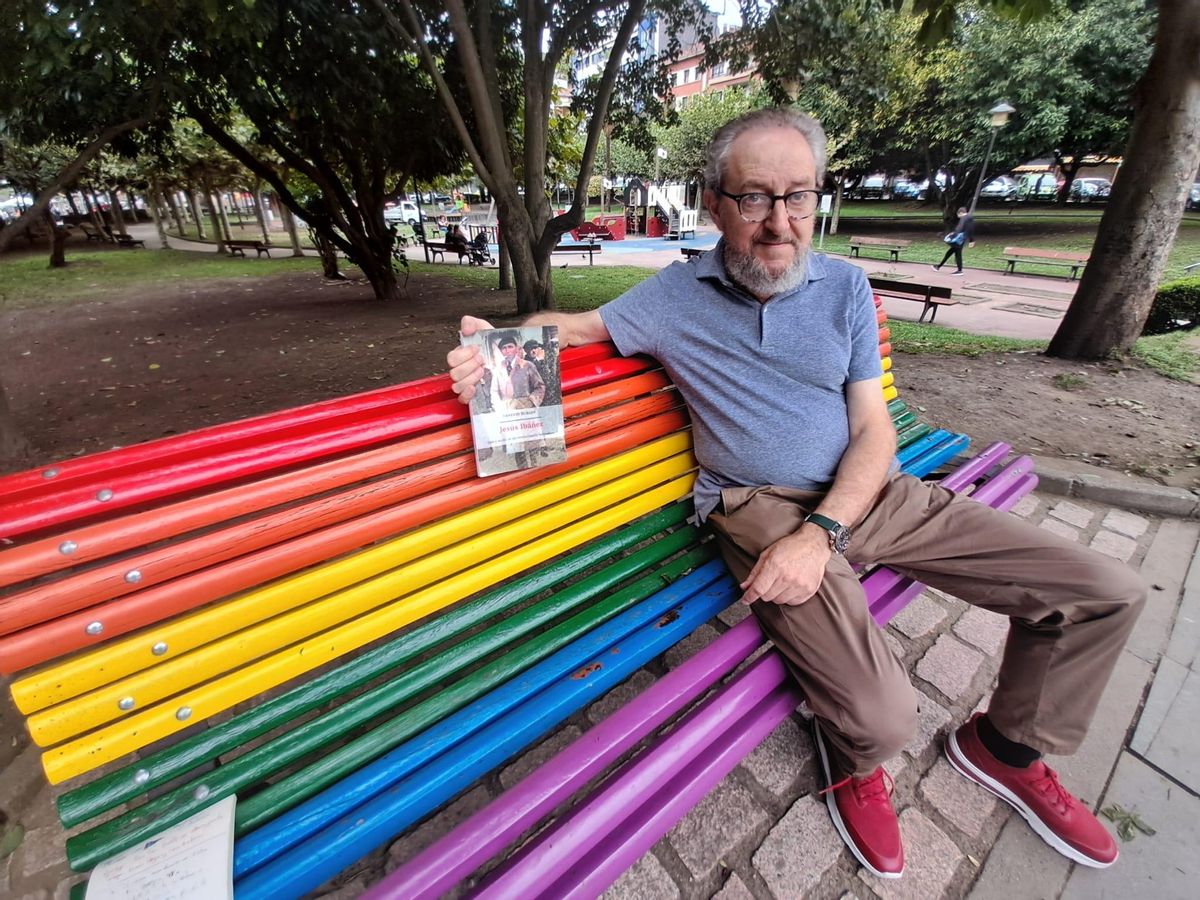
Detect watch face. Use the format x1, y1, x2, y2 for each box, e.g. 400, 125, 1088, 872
832, 527, 852, 554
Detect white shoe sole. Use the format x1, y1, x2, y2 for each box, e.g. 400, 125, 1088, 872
945, 730, 1117, 869
813, 721, 904, 879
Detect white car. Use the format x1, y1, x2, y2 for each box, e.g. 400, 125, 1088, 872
383, 200, 421, 225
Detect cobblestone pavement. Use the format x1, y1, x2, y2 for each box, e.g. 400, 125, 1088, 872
2, 489, 1196, 900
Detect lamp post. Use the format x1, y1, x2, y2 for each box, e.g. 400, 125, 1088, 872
969, 101, 1016, 214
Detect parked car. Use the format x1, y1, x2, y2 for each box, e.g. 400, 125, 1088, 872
1187, 182, 1200, 211
979, 175, 1018, 201
383, 200, 421, 225
891, 179, 924, 200
850, 175, 887, 199
1017, 173, 1059, 201
1068, 177, 1112, 202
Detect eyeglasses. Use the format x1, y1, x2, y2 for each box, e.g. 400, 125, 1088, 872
716, 188, 821, 223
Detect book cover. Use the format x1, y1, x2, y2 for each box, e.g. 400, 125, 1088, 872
461, 325, 567, 477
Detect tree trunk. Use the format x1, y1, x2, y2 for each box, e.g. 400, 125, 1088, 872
66, 193, 83, 218
107, 191, 129, 235
279, 201, 304, 257
165, 190, 185, 234
190, 191, 207, 239
85, 191, 105, 232
216, 191, 234, 242
1047, 0, 1200, 359
0, 376, 32, 465
498, 236, 511, 290
149, 180, 170, 249
203, 184, 227, 253
504, 226, 554, 314
830, 180, 844, 235
254, 190, 271, 244
46, 211, 67, 269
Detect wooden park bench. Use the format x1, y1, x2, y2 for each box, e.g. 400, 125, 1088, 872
849, 235, 913, 262
0, 304, 1037, 897
227, 239, 272, 258
425, 240, 467, 264
553, 241, 601, 265
113, 234, 145, 249
869, 276, 957, 324
1002, 246, 1090, 280
79, 223, 108, 243
681, 246, 706, 260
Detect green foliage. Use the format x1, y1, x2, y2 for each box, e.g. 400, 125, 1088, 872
653, 88, 768, 183
1142, 277, 1200, 336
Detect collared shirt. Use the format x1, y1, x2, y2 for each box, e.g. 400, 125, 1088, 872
599, 242, 885, 519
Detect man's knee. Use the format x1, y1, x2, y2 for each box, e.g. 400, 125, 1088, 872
1081, 552, 1148, 624
841, 680, 919, 771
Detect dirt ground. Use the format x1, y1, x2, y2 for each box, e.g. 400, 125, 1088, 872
2, 269, 1197, 488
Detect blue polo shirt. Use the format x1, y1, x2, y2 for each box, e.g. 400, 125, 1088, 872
599, 243, 884, 519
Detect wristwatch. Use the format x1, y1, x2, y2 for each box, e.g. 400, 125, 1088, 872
803, 513, 853, 555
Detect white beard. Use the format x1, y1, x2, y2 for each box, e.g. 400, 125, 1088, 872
722, 242, 810, 299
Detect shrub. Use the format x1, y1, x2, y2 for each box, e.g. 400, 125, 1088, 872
1142, 276, 1200, 336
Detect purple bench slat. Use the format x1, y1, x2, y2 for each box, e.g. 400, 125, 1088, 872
472, 653, 797, 899
361, 617, 769, 900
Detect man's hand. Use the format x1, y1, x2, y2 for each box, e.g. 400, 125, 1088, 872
446, 315, 494, 405
739, 527, 832, 606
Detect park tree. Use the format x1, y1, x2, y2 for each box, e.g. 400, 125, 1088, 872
173, 0, 469, 301
369, 0, 712, 313
0, 1, 171, 255
653, 88, 766, 185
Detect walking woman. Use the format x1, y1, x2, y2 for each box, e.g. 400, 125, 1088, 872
933, 207, 976, 275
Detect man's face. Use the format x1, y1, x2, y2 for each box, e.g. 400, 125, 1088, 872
500, 341, 520, 361
703, 126, 817, 297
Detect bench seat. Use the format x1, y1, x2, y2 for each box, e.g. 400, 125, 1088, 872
0, 301, 1037, 897
1002, 246, 1090, 280
849, 236, 913, 262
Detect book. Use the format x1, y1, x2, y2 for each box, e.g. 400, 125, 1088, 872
461, 325, 567, 477
85, 794, 235, 900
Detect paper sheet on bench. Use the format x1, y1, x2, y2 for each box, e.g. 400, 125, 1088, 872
85, 795, 234, 900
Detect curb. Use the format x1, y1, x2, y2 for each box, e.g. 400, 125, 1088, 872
1028, 454, 1200, 519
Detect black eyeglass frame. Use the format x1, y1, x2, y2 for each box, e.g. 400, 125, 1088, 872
715, 187, 822, 222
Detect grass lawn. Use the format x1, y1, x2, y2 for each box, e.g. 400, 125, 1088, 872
0, 248, 322, 307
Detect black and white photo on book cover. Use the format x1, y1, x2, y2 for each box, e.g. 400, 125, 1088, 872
461, 325, 567, 477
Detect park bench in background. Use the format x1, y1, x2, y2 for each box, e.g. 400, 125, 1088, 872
1002, 246, 1090, 280
425, 240, 466, 263
553, 241, 601, 265
681, 246, 705, 260
79, 224, 108, 243
869, 276, 957, 324
849, 235, 913, 262
227, 239, 272, 258
113, 234, 145, 249
0, 306, 1036, 898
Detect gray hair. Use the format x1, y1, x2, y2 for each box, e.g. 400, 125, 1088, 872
703, 107, 828, 188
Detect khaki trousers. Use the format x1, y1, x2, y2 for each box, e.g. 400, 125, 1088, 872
707, 474, 1145, 777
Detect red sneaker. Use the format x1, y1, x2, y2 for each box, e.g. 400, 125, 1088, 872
814, 721, 905, 878
946, 714, 1118, 868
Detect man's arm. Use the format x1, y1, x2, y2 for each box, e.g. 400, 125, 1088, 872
738, 378, 897, 606
446, 312, 610, 405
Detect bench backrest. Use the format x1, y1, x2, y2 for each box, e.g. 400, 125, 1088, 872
1003, 246, 1089, 262
869, 277, 953, 301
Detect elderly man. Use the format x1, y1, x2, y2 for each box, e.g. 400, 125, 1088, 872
446, 108, 1143, 878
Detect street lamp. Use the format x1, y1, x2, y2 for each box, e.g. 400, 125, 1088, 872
969, 101, 1016, 214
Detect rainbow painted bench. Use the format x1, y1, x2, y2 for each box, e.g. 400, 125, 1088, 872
0, 299, 1036, 897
